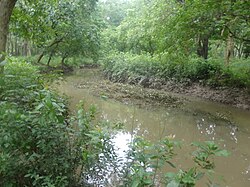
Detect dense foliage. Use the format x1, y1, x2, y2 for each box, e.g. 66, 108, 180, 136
103, 53, 250, 88
0, 59, 117, 186
6, 0, 100, 65
100, 0, 250, 89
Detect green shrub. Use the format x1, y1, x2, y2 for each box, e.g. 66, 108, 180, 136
102, 53, 250, 88
0, 59, 117, 186
120, 137, 229, 187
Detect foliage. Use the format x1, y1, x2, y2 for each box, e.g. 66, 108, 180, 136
165, 141, 229, 187
102, 0, 250, 57
102, 53, 250, 88
119, 137, 229, 187
0, 59, 117, 186
99, 0, 249, 89
121, 136, 179, 186
10, 0, 100, 63
0, 58, 230, 186
98, 0, 131, 27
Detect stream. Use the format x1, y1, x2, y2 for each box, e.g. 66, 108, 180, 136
55, 69, 250, 187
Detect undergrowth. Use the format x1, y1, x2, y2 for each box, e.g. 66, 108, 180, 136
102, 53, 250, 88
0, 59, 117, 186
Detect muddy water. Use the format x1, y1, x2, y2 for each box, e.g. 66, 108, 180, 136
55, 69, 250, 187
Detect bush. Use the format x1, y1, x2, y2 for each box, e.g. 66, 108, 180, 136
102, 53, 162, 82
0, 59, 117, 186
102, 53, 250, 88
120, 137, 229, 187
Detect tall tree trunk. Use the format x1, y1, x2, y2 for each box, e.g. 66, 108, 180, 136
27, 41, 31, 56
6, 33, 10, 54
243, 43, 250, 58
10, 34, 14, 55
14, 36, 17, 56
225, 34, 234, 65
235, 42, 244, 58
0, 0, 17, 73
23, 39, 28, 56
197, 35, 209, 59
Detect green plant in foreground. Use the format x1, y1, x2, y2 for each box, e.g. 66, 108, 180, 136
165, 141, 230, 187
0, 59, 118, 186
120, 137, 229, 187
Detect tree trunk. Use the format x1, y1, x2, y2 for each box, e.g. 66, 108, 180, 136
243, 43, 250, 58
6, 33, 10, 54
27, 41, 31, 56
225, 34, 234, 65
0, 0, 17, 73
47, 53, 53, 67
197, 35, 209, 59
235, 42, 244, 58
14, 36, 17, 56
23, 39, 28, 56
37, 52, 45, 64
11, 34, 14, 55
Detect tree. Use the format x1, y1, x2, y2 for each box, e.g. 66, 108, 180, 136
0, 0, 17, 73
53, 0, 100, 65
9, 0, 99, 64
98, 0, 131, 27
101, 0, 158, 55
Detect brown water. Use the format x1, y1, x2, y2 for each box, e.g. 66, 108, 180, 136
55, 69, 250, 187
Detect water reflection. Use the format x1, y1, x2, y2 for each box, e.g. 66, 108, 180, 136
56, 71, 250, 187
113, 132, 131, 159
195, 112, 240, 144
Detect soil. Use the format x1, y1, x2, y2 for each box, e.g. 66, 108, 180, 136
76, 68, 250, 110
77, 78, 185, 109
160, 82, 250, 110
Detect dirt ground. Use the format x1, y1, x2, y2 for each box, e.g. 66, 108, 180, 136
159, 82, 250, 110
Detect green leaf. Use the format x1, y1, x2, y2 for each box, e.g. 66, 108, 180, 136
144, 178, 152, 185
167, 180, 179, 187
165, 172, 176, 179
131, 179, 141, 187
215, 149, 230, 157
196, 172, 204, 180
0, 60, 7, 66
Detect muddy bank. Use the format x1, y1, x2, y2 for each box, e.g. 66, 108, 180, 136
104, 70, 250, 110
70, 68, 250, 111
76, 74, 185, 109
163, 82, 250, 110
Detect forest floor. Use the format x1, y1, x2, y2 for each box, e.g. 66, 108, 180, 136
74, 68, 250, 111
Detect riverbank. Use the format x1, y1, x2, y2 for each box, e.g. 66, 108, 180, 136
101, 53, 250, 110
77, 75, 186, 109
75, 67, 250, 110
